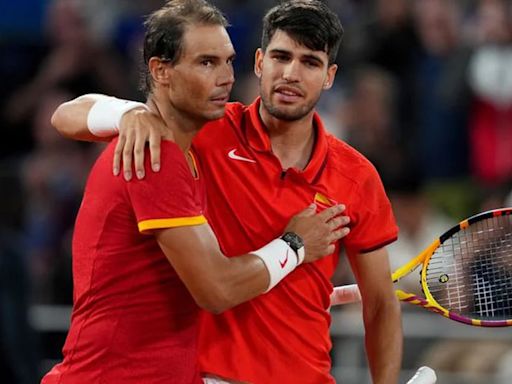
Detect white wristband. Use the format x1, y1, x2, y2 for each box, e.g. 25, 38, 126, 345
251, 238, 299, 292
87, 97, 149, 137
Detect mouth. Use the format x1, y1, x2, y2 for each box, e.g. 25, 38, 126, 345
273, 85, 304, 102
210, 94, 230, 106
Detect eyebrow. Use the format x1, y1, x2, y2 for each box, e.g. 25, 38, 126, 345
195, 53, 237, 61
196, 54, 219, 61
269, 49, 325, 65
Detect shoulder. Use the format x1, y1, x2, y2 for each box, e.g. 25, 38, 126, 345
325, 134, 380, 183
159, 140, 187, 162
151, 140, 191, 180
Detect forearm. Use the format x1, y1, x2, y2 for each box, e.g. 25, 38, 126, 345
363, 299, 402, 384
185, 237, 301, 313
51, 94, 110, 141
200, 253, 270, 313
51, 94, 149, 143
157, 226, 302, 314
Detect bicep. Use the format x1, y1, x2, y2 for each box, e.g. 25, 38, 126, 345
155, 223, 226, 292
154, 223, 269, 312
347, 247, 395, 303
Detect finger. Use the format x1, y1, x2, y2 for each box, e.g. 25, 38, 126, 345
318, 204, 345, 221
329, 227, 350, 243
149, 128, 162, 172
133, 133, 146, 180
323, 244, 336, 256
328, 215, 350, 230
328, 217, 344, 230
122, 133, 136, 181
113, 135, 126, 176
295, 203, 317, 217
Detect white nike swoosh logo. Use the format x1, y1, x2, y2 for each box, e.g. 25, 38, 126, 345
228, 149, 256, 163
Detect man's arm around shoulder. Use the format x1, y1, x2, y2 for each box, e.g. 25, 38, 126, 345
51, 94, 148, 142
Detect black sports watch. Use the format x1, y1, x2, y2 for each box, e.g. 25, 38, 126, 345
280, 232, 305, 261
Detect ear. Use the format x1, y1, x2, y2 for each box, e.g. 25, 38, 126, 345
254, 48, 264, 79
148, 57, 171, 87
323, 64, 338, 90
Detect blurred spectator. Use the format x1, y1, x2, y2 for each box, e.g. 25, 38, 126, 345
412, 0, 472, 183
0, 168, 39, 384
467, 0, 512, 188
354, 0, 419, 143
3, 0, 130, 133
21, 88, 97, 304
339, 66, 413, 188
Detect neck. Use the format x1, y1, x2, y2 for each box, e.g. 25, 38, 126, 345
259, 103, 316, 171
146, 92, 205, 153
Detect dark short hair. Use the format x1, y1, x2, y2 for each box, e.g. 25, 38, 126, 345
261, 0, 344, 65
140, 0, 228, 96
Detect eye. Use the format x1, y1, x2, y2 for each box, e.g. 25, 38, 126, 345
273, 54, 290, 62
304, 59, 320, 68
201, 59, 214, 67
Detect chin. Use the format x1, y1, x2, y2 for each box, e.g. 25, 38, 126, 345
269, 106, 309, 121
204, 109, 226, 121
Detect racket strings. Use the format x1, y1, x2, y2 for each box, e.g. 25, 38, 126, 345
425, 214, 512, 320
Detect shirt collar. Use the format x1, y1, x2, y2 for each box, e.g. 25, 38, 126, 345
246, 97, 329, 183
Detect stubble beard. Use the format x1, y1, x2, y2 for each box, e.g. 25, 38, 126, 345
260, 84, 318, 122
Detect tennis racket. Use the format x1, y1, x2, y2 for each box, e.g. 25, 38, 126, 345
406, 366, 437, 384
331, 208, 512, 327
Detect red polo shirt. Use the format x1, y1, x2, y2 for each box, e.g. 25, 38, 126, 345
194, 99, 398, 384
42, 140, 205, 384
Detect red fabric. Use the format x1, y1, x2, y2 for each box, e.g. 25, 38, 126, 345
194, 99, 398, 384
469, 98, 512, 185
42, 140, 204, 384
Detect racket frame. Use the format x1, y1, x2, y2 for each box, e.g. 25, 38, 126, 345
334, 208, 512, 327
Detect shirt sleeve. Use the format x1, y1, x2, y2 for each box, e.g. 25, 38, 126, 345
343, 164, 398, 254
126, 141, 207, 234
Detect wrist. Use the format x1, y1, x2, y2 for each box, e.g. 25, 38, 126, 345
251, 238, 300, 292
87, 97, 149, 137
280, 232, 305, 264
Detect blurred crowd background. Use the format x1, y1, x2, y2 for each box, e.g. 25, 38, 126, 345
1, 0, 512, 383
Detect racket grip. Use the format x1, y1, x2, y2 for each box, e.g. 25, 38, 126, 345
330, 284, 361, 305
406, 366, 437, 384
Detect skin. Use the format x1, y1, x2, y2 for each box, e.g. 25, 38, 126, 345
52, 25, 401, 384
54, 23, 350, 316
257, 29, 402, 384
255, 30, 337, 170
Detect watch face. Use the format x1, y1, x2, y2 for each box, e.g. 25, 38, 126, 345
282, 232, 304, 251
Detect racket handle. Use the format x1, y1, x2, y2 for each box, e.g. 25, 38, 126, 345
406, 366, 437, 384
330, 284, 361, 305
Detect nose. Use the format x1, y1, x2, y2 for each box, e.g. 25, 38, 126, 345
282, 60, 300, 82
217, 63, 235, 87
